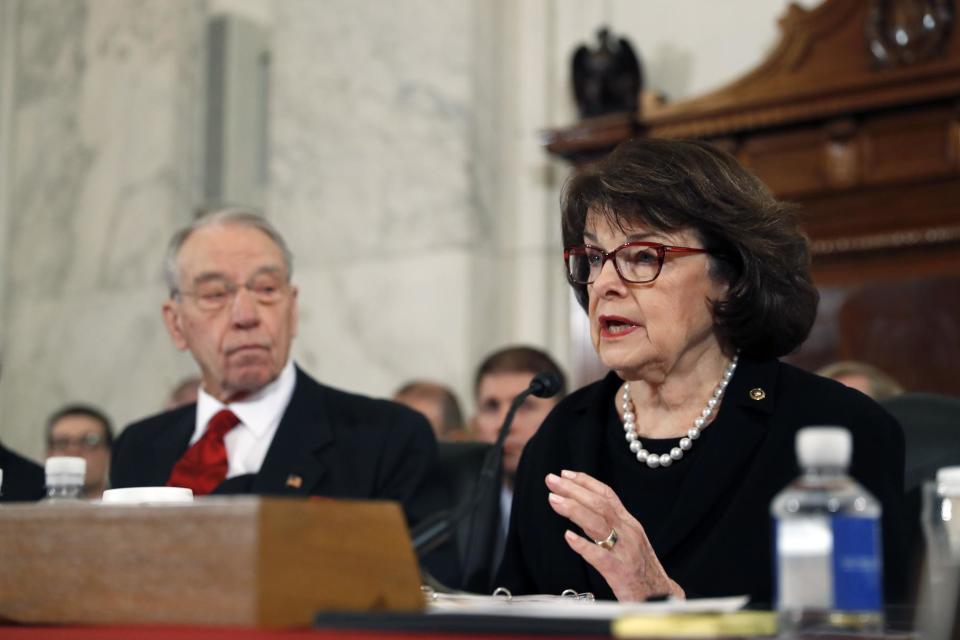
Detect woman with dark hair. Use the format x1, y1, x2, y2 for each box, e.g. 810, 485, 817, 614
496, 138, 906, 605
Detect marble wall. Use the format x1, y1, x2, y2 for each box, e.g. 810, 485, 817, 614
0, 0, 810, 461
1, 0, 206, 459
270, 0, 479, 397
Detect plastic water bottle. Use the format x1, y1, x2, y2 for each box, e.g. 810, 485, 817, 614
43, 456, 86, 502
771, 427, 883, 633
916, 467, 960, 639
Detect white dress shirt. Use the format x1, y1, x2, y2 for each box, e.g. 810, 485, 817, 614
493, 484, 514, 571
192, 359, 297, 478
500, 484, 514, 539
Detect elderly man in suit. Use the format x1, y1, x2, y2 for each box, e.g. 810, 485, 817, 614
111, 208, 436, 525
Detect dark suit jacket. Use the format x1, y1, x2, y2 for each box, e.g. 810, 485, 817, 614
496, 357, 908, 605
881, 392, 960, 587
111, 367, 438, 525
0, 443, 45, 502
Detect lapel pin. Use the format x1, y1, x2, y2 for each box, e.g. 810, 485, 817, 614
285, 474, 303, 489
749, 388, 766, 401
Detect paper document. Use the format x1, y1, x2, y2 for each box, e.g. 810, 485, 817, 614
426, 592, 749, 620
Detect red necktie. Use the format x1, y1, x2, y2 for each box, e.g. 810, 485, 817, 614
167, 409, 241, 496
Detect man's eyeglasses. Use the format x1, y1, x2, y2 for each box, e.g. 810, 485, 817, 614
564, 242, 708, 285
48, 433, 106, 452
173, 274, 289, 311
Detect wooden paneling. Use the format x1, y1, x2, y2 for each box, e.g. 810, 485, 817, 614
786, 276, 960, 395
740, 127, 833, 197
732, 104, 960, 200
861, 107, 957, 184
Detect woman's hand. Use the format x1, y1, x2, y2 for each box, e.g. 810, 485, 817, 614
545, 469, 685, 601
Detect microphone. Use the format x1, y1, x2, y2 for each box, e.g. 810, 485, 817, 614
411, 371, 562, 586
477, 371, 561, 486
529, 371, 563, 399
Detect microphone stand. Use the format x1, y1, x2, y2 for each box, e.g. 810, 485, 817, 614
410, 387, 531, 556
410, 372, 560, 592
459, 387, 533, 586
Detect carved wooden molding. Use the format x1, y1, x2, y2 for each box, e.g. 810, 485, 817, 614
647, 75, 960, 138
810, 224, 960, 256
865, 0, 955, 68
643, 0, 960, 138
541, 112, 638, 165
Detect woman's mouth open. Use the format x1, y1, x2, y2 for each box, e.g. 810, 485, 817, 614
599, 315, 639, 338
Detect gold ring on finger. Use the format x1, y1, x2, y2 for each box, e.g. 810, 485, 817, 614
594, 527, 618, 550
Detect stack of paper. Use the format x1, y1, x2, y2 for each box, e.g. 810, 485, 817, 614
427, 591, 755, 622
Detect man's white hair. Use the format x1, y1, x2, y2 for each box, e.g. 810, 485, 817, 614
163, 206, 294, 296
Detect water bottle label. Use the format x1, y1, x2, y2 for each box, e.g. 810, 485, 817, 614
773, 514, 883, 613
832, 515, 883, 611
774, 516, 833, 609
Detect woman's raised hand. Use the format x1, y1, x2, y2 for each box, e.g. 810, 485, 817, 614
545, 469, 685, 601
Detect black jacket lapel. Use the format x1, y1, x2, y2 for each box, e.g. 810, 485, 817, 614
649, 358, 779, 559
251, 367, 335, 496
155, 408, 196, 485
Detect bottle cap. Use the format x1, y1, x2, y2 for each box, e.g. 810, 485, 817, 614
101, 487, 194, 504
937, 467, 960, 495
45, 456, 86, 476
796, 426, 851, 469
45, 456, 86, 486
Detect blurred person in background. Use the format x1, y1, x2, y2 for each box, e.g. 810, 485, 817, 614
45, 404, 114, 499
817, 360, 903, 401
394, 380, 466, 441
165, 375, 201, 410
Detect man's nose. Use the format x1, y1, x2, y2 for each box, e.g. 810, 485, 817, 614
493, 407, 511, 432
229, 286, 261, 327
52, 441, 84, 457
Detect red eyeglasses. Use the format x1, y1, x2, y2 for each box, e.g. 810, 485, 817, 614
564, 242, 708, 284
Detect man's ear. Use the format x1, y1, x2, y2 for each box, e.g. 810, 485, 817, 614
162, 299, 190, 351
290, 285, 299, 338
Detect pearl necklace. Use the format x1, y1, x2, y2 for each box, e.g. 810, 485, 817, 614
621, 353, 739, 469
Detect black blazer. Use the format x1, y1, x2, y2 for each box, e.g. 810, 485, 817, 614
496, 357, 908, 605
111, 367, 438, 525
0, 443, 45, 502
